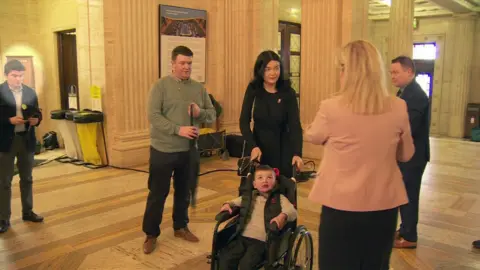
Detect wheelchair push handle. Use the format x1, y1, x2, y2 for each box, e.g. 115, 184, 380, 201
248, 159, 260, 174
292, 164, 298, 179
269, 221, 279, 232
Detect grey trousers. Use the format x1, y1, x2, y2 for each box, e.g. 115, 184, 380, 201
0, 135, 34, 221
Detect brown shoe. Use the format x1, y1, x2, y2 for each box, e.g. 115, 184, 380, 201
394, 237, 417, 249
143, 236, 157, 254
174, 227, 199, 242
394, 230, 401, 240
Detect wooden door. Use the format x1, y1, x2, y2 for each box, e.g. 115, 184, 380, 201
57, 30, 79, 110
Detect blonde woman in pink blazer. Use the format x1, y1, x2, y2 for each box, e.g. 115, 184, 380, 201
306, 40, 414, 270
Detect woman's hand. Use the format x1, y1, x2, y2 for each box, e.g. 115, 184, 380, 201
220, 203, 232, 214
292, 155, 303, 170
250, 147, 262, 162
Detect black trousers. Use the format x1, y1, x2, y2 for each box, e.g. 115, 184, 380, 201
0, 135, 35, 221
319, 206, 398, 270
399, 163, 426, 242
218, 236, 266, 270
255, 130, 294, 178
142, 147, 196, 237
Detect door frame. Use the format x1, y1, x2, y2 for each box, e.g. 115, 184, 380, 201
413, 35, 445, 135
278, 20, 301, 107
56, 29, 79, 110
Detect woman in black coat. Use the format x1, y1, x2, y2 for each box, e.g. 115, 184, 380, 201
239, 50, 303, 177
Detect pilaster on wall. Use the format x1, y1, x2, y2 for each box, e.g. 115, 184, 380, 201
103, 0, 157, 167
300, 0, 369, 159
448, 13, 477, 138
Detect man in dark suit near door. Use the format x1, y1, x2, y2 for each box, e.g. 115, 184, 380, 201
0, 60, 44, 234
390, 56, 430, 249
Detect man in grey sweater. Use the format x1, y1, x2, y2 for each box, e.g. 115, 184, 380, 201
142, 46, 216, 254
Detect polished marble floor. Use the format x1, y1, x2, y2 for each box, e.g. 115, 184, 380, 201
0, 137, 479, 269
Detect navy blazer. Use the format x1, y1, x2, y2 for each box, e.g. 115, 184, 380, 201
0, 81, 42, 153
398, 80, 430, 169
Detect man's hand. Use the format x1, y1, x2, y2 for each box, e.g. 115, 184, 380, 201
178, 126, 198, 139
270, 213, 288, 230
9, 116, 26, 126
28, 118, 39, 126
188, 103, 201, 118
220, 203, 232, 214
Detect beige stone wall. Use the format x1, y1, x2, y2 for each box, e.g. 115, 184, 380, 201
370, 16, 479, 137
0, 0, 103, 143
0, 0, 79, 139
102, 0, 280, 166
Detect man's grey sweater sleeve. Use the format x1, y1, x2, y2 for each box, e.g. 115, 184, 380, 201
197, 88, 216, 123
148, 81, 180, 135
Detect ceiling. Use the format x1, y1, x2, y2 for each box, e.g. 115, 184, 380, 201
278, 0, 480, 23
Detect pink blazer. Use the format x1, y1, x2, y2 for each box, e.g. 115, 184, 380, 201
306, 96, 414, 211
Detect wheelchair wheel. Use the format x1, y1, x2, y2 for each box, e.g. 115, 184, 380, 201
285, 225, 314, 270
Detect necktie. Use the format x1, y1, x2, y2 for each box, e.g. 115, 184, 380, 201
397, 89, 402, 97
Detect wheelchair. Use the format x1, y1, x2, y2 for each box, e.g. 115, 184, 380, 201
207, 163, 314, 270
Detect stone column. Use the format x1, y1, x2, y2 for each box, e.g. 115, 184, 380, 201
220, 0, 279, 131
301, 0, 369, 159
252, 0, 279, 56
341, 0, 369, 44
387, 0, 414, 93
387, 0, 414, 59
77, 0, 106, 110
448, 13, 477, 138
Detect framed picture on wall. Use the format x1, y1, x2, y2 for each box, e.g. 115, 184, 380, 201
6, 56, 35, 89
159, 5, 207, 82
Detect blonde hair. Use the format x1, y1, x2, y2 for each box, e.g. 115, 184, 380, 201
337, 40, 391, 115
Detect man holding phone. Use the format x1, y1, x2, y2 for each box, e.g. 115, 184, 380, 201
0, 60, 44, 234
142, 46, 216, 254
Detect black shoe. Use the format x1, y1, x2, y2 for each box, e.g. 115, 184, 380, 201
22, 212, 44, 223
0, 220, 10, 233
473, 240, 480, 249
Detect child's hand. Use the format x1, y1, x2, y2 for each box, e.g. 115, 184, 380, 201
220, 203, 232, 214
270, 213, 287, 230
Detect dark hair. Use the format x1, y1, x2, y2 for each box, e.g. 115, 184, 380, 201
391, 56, 416, 74
4, 60, 25, 75
171, 46, 193, 61
251, 50, 290, 91
255, 164, 274, 175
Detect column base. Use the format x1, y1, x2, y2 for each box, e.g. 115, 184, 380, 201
448, 116, 466, 138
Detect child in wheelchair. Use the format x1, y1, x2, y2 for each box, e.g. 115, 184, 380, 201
217, 165, 297, 270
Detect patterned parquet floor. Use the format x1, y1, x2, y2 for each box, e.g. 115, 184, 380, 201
0, 137, 479, 269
